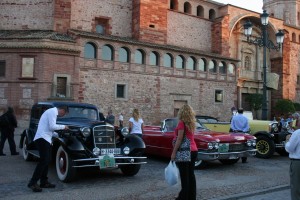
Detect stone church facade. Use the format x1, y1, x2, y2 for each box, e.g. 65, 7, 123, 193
0, 0, 299, 126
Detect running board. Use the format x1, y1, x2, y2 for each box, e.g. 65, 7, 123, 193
28, 150, 40, 158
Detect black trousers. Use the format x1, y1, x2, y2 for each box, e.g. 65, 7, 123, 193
290, 159, 300, 200
29, 138, 51, 185
0, 128, 17, 154
176, 151, 198, 200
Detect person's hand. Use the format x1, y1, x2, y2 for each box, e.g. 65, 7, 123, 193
64, 125, 69, 130
286, 134, 291, 142
171, 151, 176, 161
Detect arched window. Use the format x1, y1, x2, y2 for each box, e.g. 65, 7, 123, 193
150, 51, 159, 66
170, 0, 178, 10
96, 25, 105, 34
176, 55, 185, 69
292, 33, 296, 42
199, 58, 206, 71
228, 63, 235, 75
84, 42, 97, 59
163, 53, 173, 67
197, 6, 204, 17
208, 60, 217, 73
209, 9, 216, 20
184, 2, 192, 14
119, 47, 130, 63
187, 57, 196, 70
244, 56, 251, 70
102, 44, 114, 61
219, 61, 226, 74
134, 49, 145, 64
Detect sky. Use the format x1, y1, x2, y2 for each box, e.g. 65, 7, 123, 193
213, 0, 263, 13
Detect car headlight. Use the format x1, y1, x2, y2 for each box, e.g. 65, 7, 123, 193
93, 147, 100, 156
121, 127, 129, 136
246, 140, 256, 147
208, 142, 219, 149
123, 146, 130, 155
214, 142, 219, 149
80, 127, 91, 137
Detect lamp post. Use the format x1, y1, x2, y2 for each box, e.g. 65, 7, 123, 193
243, 10, 284, 120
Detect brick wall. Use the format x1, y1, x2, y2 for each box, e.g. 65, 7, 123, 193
132, 0, 168, 44
70, 0, 132, 37
0, 0, 54, 30
167, 11, 212, 51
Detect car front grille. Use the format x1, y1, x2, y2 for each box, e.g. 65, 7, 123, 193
229, 143, 246, 152
93, 125, 116, 149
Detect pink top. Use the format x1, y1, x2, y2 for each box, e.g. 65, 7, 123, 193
174, 120, 198, 151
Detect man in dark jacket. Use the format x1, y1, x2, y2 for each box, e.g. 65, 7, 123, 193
0, 106, 18, 156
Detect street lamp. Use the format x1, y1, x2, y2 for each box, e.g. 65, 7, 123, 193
243, 10, 284, 120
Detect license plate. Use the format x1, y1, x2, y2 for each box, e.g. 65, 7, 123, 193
101, 148, 121, 155
99, 154, 116, 169
229, 155, 238, 159
218, 143, 229, 153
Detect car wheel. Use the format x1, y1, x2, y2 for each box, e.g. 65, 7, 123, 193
219, 158, 240, 165
22, 136, 34, 161
194, 157, 206, 169
276, 149, 289, 156
56, 146, 75, 182
256, 135, 275, 159
120, 164, 141, 176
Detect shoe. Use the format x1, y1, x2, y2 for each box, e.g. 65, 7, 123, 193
242, 159, 248, 163
11, 152, 19, 155
28, 183, 42, 192
40, 181, 56, 188
0, 153, 6, 156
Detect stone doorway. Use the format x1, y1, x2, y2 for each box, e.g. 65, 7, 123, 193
173, 100, 187, 117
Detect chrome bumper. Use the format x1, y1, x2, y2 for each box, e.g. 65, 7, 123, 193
198, 149, 257, 161
72, 156, 147, 168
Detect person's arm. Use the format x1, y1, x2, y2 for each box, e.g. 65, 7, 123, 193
171, 129, 184, 161
141, 123, 144, 134
129, 121, 133, 133
48, 110, 66, 131
285, 130, 300, 153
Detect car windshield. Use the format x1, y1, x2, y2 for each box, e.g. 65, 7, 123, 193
59, 106, 98, 120
196, 120, 209, 130
162, 118, 210, 132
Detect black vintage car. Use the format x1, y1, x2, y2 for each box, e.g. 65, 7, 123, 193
19, 101, 147, 182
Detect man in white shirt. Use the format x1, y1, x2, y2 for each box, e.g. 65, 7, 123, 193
119, 112, 124, 128
230, 108, 250, 163
285, 129, 300, 200
28, 106, 69, 192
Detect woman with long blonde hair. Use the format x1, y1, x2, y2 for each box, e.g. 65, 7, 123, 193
171, 104, 197, 200
129, 108, 144, 138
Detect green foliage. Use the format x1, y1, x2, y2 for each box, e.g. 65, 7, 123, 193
245, 93, 263, 111
274, 99, 295, 114
293, 102, 300, 111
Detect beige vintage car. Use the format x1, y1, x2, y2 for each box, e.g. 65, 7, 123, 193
196, 112, 292, 159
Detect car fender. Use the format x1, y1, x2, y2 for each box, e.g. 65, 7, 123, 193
118, 135, 146, 153
253, 131, 273, 139
19, 129, 35, 149
52, 136, 85, 152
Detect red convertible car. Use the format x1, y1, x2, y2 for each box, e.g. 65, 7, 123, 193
143, 118, 257, 168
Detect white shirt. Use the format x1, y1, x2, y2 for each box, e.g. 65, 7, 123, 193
285, 129, 300, 159
34, 107, 66, 144
129, 117, 143, 134
119, 114, 124, 121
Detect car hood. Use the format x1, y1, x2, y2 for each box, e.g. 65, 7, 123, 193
57, 118, 107, 128
194, 129, 255, 143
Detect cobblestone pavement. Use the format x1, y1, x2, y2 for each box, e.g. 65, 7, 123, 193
0, 129, 291, 200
